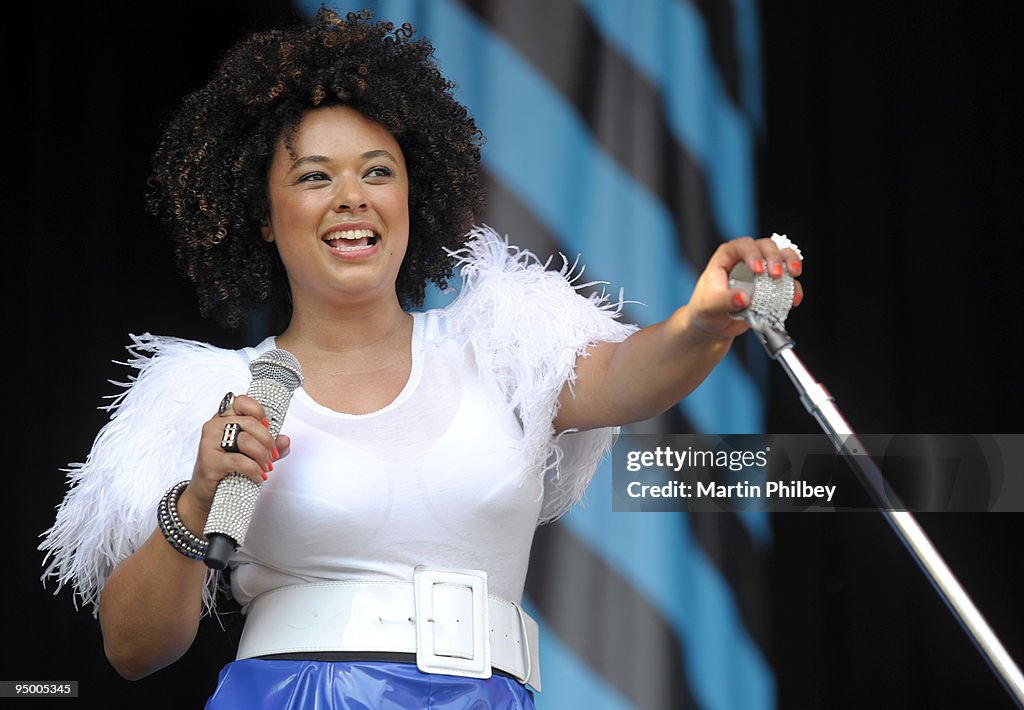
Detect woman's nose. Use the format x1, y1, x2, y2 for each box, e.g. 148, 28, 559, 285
334, 177, 368, 211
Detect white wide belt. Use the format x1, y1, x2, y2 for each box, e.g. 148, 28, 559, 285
237, 567, 541, 691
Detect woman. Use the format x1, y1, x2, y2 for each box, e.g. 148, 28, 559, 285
41, 9, 802, 708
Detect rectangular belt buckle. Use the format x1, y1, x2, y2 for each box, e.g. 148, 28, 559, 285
413, 566, 491, 679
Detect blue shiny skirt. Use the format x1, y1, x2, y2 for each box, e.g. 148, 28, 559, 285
205, 659, 536, 709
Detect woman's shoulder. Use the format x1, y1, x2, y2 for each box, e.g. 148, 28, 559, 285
438, 225, 637, 352
124, 331, 265, 364
433, 227, 638, 524
39, 333, 257, 615
101, 333, 257, 409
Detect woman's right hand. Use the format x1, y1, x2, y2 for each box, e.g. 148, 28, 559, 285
181, 394, 291, 524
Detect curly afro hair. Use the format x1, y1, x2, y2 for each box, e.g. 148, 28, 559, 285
147, 8, 484, 328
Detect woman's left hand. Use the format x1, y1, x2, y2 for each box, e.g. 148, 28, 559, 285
686, 235, 804, 341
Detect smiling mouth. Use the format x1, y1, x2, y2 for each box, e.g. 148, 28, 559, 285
324, 228, 380, 252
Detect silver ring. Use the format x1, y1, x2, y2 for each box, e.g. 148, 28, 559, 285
220, 422, 242, 453
218, 391, 235, 417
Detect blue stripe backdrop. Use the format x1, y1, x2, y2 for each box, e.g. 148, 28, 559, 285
299, 2, 773, 707
576, 0, 757, 239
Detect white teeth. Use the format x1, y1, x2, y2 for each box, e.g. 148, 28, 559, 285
325, 228, 375, 240
323, 227, 378, 253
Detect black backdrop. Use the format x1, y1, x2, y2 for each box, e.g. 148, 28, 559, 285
7, 2, 1022, 708
760, 4, 1022, 709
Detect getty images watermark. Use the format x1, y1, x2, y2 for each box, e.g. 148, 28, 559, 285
624, 444, 835, 503
611, 434, 1024, 512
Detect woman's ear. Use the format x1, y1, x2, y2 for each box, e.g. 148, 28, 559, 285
260, 216, 274, 243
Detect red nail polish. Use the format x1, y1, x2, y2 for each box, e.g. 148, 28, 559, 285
262, 418, 270, 429
268, 460, 274, 472
794, 291, 803, 306
733, 292, 748, 309
752, 260, 765, 274
262, 471, 269, 481
272, 447, 280, 461
790, 260, 802, 274
770, 263, 783, 278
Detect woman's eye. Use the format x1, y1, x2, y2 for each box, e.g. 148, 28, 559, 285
297, 171, 329, 183
366, 166, 393, 179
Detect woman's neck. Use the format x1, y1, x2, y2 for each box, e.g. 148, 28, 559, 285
275, 296, 415, 413
276, 295, 410, 356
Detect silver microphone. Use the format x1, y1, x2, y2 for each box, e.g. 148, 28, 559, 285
729, 260, 796, 356
204, 349, 303, 570
728, 260, 796, 331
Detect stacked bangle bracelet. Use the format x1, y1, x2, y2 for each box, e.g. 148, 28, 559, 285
157, 480, 208, 561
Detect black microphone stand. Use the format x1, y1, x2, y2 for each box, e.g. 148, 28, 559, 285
754, 322, 1024, 707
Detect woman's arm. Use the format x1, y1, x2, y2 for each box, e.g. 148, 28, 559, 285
555, 236, 803, 432
97, 395, 285, 679
98, 491, 210, 680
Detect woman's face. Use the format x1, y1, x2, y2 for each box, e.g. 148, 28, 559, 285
262, 104, 410, 310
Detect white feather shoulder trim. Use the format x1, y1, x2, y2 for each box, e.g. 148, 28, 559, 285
444, 226, 639, 523
39, 334, 252, 615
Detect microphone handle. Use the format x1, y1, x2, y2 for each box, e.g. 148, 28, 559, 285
203, 473, 262, 570
205, 533, 235, 571
203, 377, 292, 570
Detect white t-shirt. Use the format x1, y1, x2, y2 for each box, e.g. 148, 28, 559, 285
231, 310, 544, 606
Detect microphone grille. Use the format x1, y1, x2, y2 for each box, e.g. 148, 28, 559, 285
247, 349, 303, 438
729, 261, 795, 331
248, 348, 304, 391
